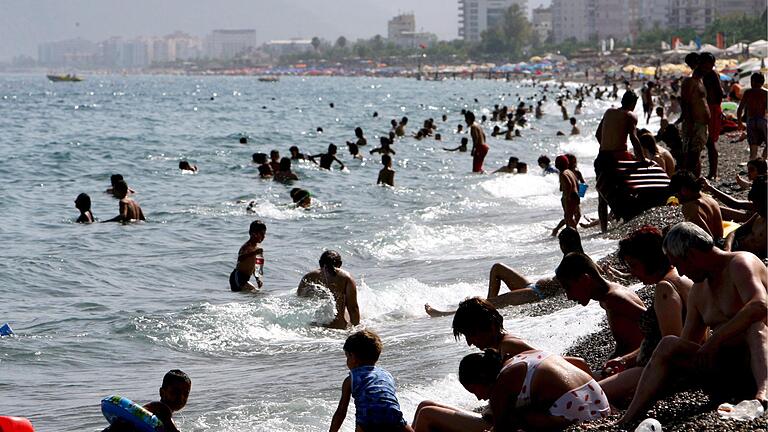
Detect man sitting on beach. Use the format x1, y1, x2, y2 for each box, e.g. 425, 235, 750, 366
670, 172, 723, 242
620, 222, 768, 425
104, 180, 145, 223
556, 252, 646, 359
297, 250, 360, 329
594, 90, 650, 232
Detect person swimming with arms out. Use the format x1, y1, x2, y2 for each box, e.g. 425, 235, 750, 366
229, 220, 266, 292
178, 160, 198, 173
309, 144, 345, 171
377, 154, 395, 187
289, 146, 306, 161
290, 188, 312, 208
444, 137, 468, 152
74, 193, 94, 223
370, 137, 396, 156
104, 180, 145, 223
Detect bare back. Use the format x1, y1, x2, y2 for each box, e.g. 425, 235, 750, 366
680, 76, 710, 124
598, 108, 636, 152
682, 195, 723, 239
743, 88, 768, 119
119, 198, 145, 221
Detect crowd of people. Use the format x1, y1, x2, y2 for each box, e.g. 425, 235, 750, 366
76, 55, 768, 431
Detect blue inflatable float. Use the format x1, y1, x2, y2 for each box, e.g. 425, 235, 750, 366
101, 395, 163, 432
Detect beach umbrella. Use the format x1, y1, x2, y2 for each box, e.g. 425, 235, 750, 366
699, 44, 724, 55
749, 40, 768, 57
726, 43, 748, 56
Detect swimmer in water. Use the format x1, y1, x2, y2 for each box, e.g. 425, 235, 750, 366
269, 150, 281, 173
444, 137, 468, 152
178, 160, 198, 172
274, 157, 299, 182
105, 174, 135, 197
289, 146, 306, 161
377, 154, 395, 187
258, 164, 273, 179
104, 370, 191, 432
309, 144, 346, 170
229, 220, 266, 291
104, 180, 145, 223
74, 193, 94, 223
370, 137, 396, 156
493, 157, 518, 174
347, 141, 363, 160
297, 250, 360, 329
239, 137, 248, 144
347, 127, 368, 147
290, 188, 312, 208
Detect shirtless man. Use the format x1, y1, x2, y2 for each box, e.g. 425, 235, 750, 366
229, 220, 266, 292
104, 180, 145, 223
725, 177, 767, 259
466, 111, 489, 173
679, 53, 710, 176
698, 53, 724, 179
670, 172, 723, 241
737, 72, 768, 161
594, 90, 650, 232
556, 155, 580, 230
395, 117, 408, 137
309, 144, 345, 170
620, 222, 768, 424
492, 157, 518, 174
556, 252, 646, 359
377, 154, 395, 187
297, 250, 360, 329
641, 81, 655, 125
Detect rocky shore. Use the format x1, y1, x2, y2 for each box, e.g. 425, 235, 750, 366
560, 131, 767, 431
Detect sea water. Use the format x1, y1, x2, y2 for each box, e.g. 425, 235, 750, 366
0, 75, 653, 431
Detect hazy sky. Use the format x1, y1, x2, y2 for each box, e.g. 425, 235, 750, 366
0, 0, 549, 60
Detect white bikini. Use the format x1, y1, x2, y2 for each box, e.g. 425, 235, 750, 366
503, 350, 611, 422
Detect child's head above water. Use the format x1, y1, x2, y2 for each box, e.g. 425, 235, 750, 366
113, 180, 130, 199
343, 330, 382, 368
381, 154, 392, 167
110, 174, 124, 187
75, 193, 91, 212
159, 369, 191, 412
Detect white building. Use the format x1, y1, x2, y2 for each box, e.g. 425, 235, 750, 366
458, 0, 529, 42
593, 0, 639, 43
531, 6, 552, 43
205, 29, 257, 60
551, 0, 593, 43
388, 13, 416, 42
638, 0, 670, 31
717, 0, 766, 18
38, 38, 98, 67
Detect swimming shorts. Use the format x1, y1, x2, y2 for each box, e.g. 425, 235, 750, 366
747, 117, 767, 147
680, 121, 708, 155
527, 283, 545, 300
473, 144, 489, 173
229, 269, 251, 292
549, 380, 611, 422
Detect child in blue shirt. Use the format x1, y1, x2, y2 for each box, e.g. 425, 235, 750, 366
330, 330, 413, 432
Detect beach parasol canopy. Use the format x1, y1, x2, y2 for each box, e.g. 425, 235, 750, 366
749, 40, 768, 57
699, 44, 723, 55
725, 42, 748, 56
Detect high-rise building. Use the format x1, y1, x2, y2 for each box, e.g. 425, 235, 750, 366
669, 0, 716, 31
593, 0, 639, 43
532, 7, 552, 43
38, 38, 98, 67
551, 0, 593, 43
638, 0, 670, 32
717, 0, 766, 18
388, 13, 416, 41
458, 0, 529, 42
205, 29, 257, 60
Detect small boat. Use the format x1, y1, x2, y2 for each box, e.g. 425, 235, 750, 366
258, 76, 279, 82
47, 74, 83, 82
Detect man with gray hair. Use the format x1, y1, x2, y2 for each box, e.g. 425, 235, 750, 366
620, 222, 768, 424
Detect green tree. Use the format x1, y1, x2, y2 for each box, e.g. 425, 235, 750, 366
335, 36, 347, 49
479, 4, 532, 59
311, 36, 321, 52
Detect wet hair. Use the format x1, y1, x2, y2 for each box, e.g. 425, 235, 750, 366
516, 162, 528, 173
343, 330, 382, 364
537, 155, 551, 166
508, 157, 519, 166
747, 158, 767, 175
270, 150, 280, 159
355, 127, 363, 137
110, 174, 124, 187
391, 119, 398, 127
639, 133, 658, 155
75, 193, 91, 210
290, 188, 310, 203
328, 143, 337, 153
621, 90, 639, 108
558, 226, 584, 254
555, 252, 602, 284
289, 146, 300, 154
565, 153, 578, 168
670, 171, 700, 194
464, 110, 476, 123
618, 226, 670, 275
249, 219, 267, 235
179, 160, 193, 170
382, 154, 392, 166
570, 117, 577, 125
434, 133, 442, 141
162, 369, 191, 389
316, 127, 324, 133
662, 222, 713, 259
279, 157, 291, 172
380, 136, 391, 146
239, 137, 248, 144
252, 153, 268, 164
319, 250, 342, 270
752, 72, 766, 87
698, 52, 716, 65
452, 297, 503, 340
400, 116, 408, 124
113, 180, 129, 197
258, 164, 272, 177
458, 350, 503, 386
684, 52, 700, 69
554, 155, 569, 171
461, 137, 469, 145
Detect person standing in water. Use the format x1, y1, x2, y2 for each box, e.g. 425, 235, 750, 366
466, 111, 488, 173
377, 155, 395, 187
309, 144, 346, 170
297, 250, 360, 329
104, 180, 145, 223
229, 220, 266, 292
